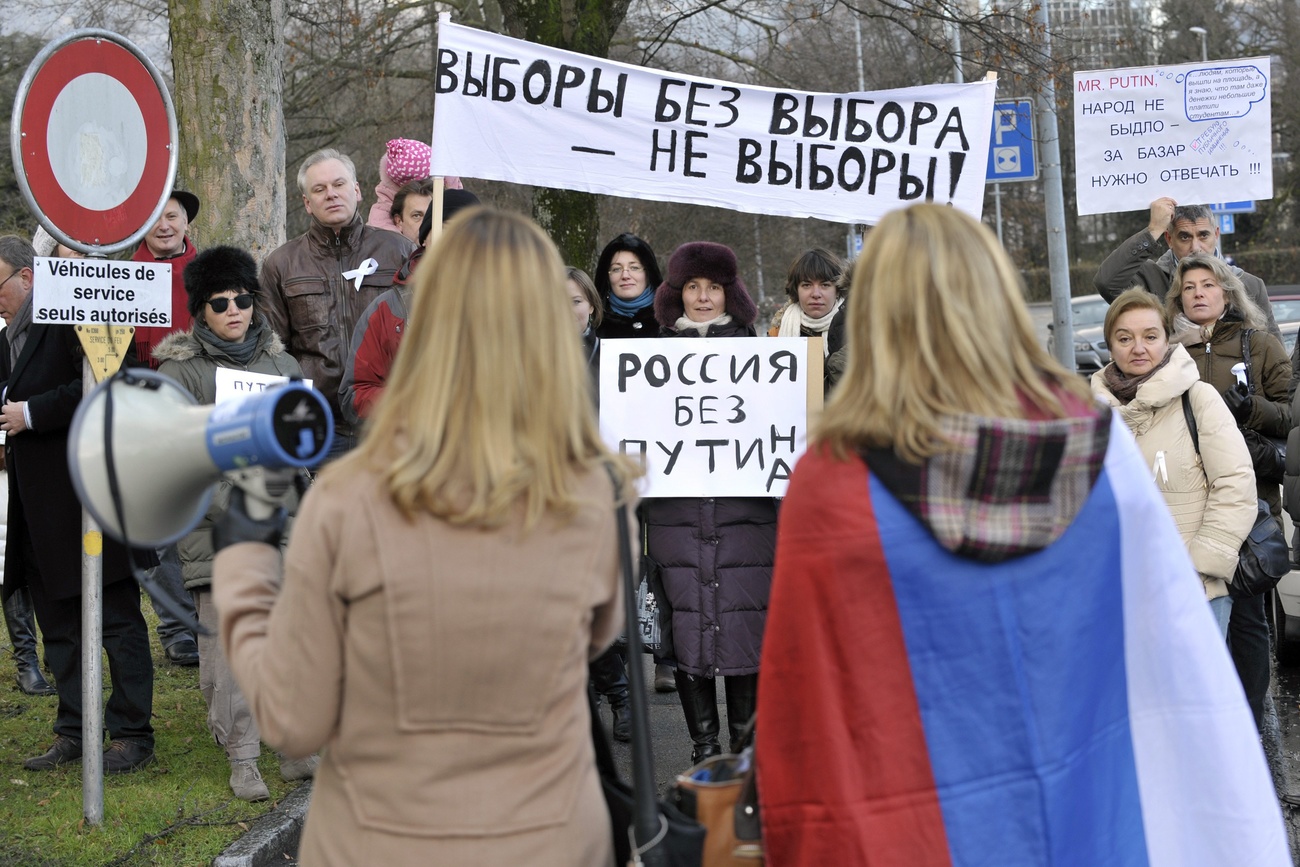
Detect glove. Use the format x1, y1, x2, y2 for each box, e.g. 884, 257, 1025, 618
1223, 381, 1253, 424
212, 487, 287, 552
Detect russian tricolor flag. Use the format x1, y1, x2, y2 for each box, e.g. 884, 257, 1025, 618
757, 415, 1289, 866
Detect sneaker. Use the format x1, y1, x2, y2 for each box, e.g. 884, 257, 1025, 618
23, 735, 82, 771
654, 663, 677, 693
102, 739, 155, 775
279, 753, 319, 781
229, 760, 270, 802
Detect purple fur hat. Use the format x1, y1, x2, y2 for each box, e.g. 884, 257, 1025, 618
653, 241, 757, 328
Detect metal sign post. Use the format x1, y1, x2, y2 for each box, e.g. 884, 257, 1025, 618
10, 29, 177, 824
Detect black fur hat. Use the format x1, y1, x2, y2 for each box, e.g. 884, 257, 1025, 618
654, 241, 757, 327
183, 246, 259, 318
594, 233, 663, 303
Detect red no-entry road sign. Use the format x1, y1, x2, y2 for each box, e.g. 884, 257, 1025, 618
11, 30, 177, 254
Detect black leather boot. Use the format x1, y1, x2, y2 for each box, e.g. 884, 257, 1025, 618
675, 670, 722, 765
4, 588, 55, 696
588, 647, 631, 742
724, 673, 758, 752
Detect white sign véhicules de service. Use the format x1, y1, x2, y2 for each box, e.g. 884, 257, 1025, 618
33, 257, 171, 327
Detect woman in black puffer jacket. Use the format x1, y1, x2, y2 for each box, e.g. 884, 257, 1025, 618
644, 242, 778, 764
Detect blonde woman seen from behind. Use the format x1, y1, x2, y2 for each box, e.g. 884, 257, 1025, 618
1091, 288, 1255, 638
756, 204, 1286, 867
212, 209, 638, 867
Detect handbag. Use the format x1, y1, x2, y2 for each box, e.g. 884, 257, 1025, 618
668, 720, 764, 866
591, 690, 703, 867
1234, 501, 1290, 598
1181, 392, 1289, 599
1238, 330, 1287, 485
615, 561, 668, 657
597, 469, 706, 867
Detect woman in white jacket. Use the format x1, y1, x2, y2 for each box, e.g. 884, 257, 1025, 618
1092, 288, 1257, 636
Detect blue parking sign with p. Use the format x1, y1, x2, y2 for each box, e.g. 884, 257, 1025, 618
987, 99, 1038, 183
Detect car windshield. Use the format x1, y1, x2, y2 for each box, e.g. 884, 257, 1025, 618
1271, 299, 1300, 323
1284, 324, 1299, 356
1072, 297, 1109, 329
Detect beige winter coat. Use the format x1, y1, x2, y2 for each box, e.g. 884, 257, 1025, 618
1092, 344, 1256, 599
214, 462, 627, 867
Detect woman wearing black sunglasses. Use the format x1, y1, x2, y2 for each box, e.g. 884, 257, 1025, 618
152, 246, 306, 803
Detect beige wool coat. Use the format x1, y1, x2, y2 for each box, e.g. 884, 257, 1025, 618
214, 462, 627, 867
1092, 344, 1257, 599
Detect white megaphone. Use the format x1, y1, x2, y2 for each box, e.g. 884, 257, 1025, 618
68, 368, 334, 547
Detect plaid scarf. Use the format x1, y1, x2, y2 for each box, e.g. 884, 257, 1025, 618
863, 408, 1111, 563
1100, 347, 1174, 404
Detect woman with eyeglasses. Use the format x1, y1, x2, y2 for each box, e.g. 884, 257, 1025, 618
594, 233, 663, 339
591, 233, 679, 692
154, 246, 304, 803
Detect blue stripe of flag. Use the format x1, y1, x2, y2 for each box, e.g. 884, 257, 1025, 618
868, 471, 1149, 867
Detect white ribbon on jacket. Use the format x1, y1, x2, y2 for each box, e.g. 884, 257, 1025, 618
342, 258, 379, 292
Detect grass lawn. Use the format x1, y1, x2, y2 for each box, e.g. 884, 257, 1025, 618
0, 605, 304, 866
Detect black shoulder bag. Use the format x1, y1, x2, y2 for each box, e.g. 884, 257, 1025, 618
596, 469, 706, 867
1182, 391, 1289, 598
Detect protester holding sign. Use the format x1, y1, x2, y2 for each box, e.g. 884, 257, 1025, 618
153, 247, 307, 801
1093, 198, 1279, 341
756, 204, 1288, 867
1168, 253, 1290, 730
594, 233, 663, 339
767, 248, 848, 390
643, 240, 776, 764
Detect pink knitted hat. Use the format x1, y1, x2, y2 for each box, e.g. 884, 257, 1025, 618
385, 139, 432, 185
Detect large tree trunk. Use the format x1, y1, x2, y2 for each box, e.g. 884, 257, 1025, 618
167, 0, 286, 258
498, 0, 631, 268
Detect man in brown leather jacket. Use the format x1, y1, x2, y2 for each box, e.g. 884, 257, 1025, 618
261, 149, 414, 459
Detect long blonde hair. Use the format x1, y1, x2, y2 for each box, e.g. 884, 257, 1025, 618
1165, 253, 1267, 330
817, 203, 1091, 462
349, 208, 637, 527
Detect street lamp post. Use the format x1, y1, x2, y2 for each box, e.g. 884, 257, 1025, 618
1189, 26, 1208, 62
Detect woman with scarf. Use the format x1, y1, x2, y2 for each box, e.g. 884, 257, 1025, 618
154, 246, 306, 802
593, 234, 678, 692
767, 248, 847, 391
1166, 253, 1292, 730
1092, 288, 1255, 638
644, 241, 778, 764
594, 233, 663, 339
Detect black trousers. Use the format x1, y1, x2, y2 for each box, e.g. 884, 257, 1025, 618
21, 525, 154, 745
1228, 590, 1269, 730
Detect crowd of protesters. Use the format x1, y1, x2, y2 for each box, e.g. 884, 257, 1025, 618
0, 140, 1294, 864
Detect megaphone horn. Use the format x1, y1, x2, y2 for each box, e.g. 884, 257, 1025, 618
69, 369, 334, 547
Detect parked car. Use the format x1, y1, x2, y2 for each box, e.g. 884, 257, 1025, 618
1268, 286, 1300, 355
1046, 294, 1110, 375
